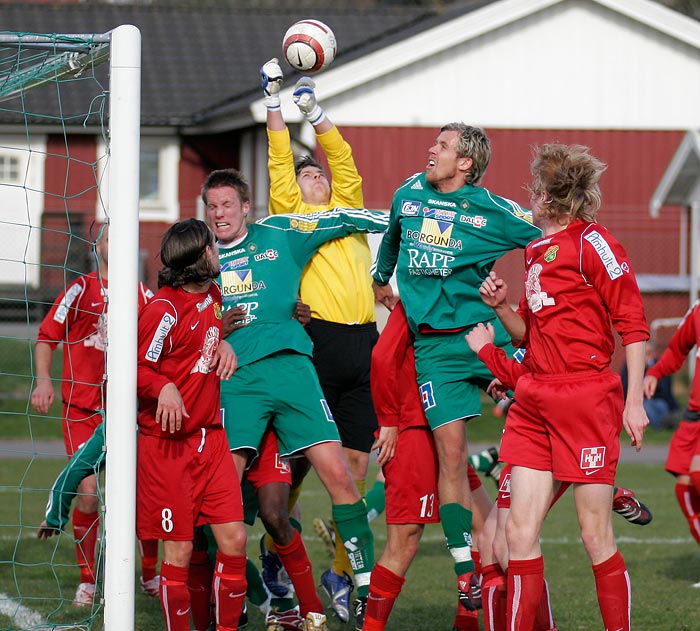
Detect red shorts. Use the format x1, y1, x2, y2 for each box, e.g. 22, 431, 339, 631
245, 428, 292, 492
665, 420, 700, 476
500, 371, 623, 485
62, 404, 102, 456
136, 426, 243, 541
383, 427, 482, 524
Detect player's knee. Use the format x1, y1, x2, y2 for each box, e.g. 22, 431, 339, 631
579, 525, 615, 562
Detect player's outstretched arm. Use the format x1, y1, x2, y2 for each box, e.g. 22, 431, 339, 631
293, 77, 330, 132
262, 58, 285, 132
479, 271, 526, 343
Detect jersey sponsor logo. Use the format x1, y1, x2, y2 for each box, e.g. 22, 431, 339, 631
410, 180, 423, 190
427, 198, 457, 208
407, 248, 455, 277
580, 446, 606, 471
196, 294, 213, 312
525, 264, 555, 313
145, 312, 176, 362
214, 302, 222, 320
406, 219, 462, 249
320, 399, 335, 422
221, 270, 266, 296
423, 207, 456, 221
419, 381, 436, 411
401, 200, 421, 216
584, 231, 624, 280
54, 282, 84, 324
459, 214, 488, 228
289, 217, 318, 232
543, 245, 559, 262
190, 326, 220, 374
253, 248, 279, 262
220, 256, 249, 272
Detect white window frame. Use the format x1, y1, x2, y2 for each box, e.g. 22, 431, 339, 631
96, 136, 180, 222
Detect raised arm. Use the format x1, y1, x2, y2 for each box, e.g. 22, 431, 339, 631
479, 271, 526, 344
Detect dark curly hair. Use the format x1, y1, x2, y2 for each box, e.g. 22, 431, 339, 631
157, 218, 218, 288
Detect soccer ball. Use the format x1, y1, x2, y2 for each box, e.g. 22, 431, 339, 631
282, 19, 337, 74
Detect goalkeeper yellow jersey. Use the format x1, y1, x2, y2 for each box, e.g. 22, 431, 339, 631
267, 125, 377, 325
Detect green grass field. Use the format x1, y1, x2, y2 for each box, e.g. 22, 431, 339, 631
0, 455, 697, 631
0, 336, 696, 630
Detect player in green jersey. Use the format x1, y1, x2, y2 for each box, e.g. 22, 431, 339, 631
204, 168, 388, 630
371, 123, 540, 610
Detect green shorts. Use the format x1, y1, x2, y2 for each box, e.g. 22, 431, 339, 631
220, 351, 341, 457
413, 319, 515, 430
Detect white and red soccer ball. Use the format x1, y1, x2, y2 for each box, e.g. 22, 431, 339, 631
282, 19, 337, 74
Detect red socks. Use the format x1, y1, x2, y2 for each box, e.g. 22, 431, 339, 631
188, 550, 214, 631
274, 530, 324, 616
363, 563, 406, 631
481, 563, 506, 631
534, 579, 556, 631
160, 562, 191, 631
507, 556, 544, 631
213, 551, 247, 630
675, 482, 700, 545
72, 508, 98, 584
138, 538, 159, 582
592, 551, 630, 631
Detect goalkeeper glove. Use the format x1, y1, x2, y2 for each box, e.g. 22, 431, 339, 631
261, 58, 283, 111
293, 77, 326, 125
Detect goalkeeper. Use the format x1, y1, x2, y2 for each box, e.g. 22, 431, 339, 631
261, 58, 380, 627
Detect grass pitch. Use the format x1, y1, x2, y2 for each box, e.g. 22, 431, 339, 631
0, 456, 697, 631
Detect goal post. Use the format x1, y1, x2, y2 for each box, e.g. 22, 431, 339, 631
104, 24, 141, 631
0, 24, 141, 631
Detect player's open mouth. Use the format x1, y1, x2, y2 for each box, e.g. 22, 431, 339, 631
427, 159, 436, 168
216, 222, 229, 228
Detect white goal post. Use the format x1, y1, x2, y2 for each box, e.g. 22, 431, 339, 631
0, 24, 141, 631
103, 24, 141, 631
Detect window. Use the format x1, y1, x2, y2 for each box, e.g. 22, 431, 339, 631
0, 154, 20, 183
96, 137, 180, 222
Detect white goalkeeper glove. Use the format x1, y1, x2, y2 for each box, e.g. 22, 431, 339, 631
260, 58, 283, 111
293, 77, 326, 126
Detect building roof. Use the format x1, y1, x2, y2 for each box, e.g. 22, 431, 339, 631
0, 1, 462, 130
2, 0, 698, 132
650, 129, 700, 215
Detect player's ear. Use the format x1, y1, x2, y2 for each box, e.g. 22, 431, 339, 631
459, 156, 473, 175
243, 200, 251, 216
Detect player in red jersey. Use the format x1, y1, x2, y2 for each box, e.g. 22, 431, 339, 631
363, 301, 493, 631
478, 144, 649, 631
30, 227, 155, 606
136, 219, 245, 631
644, 301, 700, 553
